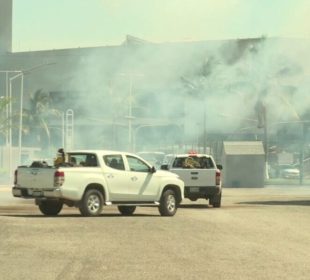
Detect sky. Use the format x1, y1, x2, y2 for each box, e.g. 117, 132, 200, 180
12, 0, 310, 52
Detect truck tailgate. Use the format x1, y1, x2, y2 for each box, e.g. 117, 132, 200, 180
170, 169, 216, 187
17, 167, 56, 189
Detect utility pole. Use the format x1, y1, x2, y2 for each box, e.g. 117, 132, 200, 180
263, 106, 269, 180
255, 98, 268, 179
299, 122, 309, 185
119, 72, 143, 151
128, 75, 134, 151
65, 109, 74, 151
203, 106, 207, 153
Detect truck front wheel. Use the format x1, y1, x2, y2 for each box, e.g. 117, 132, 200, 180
79, 189, 104, 216
158, 189, 177, 216
38, 200, 63, 216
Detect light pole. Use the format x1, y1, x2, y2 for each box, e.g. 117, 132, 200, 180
118, 72, 144, 151
8, 72, 24, 167
65, 109, 74, 151
4, 71, 23, 176
0, 62, 56, 171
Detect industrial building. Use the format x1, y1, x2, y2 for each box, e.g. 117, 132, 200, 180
1, 0, 309, 182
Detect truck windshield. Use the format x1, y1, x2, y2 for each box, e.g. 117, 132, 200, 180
172, 156, 214, 169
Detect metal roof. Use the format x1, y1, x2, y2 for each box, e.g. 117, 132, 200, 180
223, 141, 265, 155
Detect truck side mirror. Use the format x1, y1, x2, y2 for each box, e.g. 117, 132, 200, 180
150, 166, 156, 173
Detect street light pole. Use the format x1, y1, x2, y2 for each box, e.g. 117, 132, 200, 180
19, 73, 24, 165
1, 62, 56, 169
299, 122, 309, 185
262, 105, 269, 179
11, 73, 24, 162
5, 72, 9, 145
128, 75, 133, 151
118, 72, 143, 151
9, 72, 24, 166
203, 101, 207, 153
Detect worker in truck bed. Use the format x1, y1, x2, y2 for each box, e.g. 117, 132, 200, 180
54, 148, 65, 167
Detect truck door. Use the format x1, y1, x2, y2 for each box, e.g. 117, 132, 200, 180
124, 155, 160, 201
103, 154, 132, 201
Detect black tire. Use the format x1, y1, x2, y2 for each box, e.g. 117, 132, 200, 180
158, 189, 177, 216
38, 200, 63, 216
210, 192, 222, 208
118, 206, 136, 216
79, 189, 104, 216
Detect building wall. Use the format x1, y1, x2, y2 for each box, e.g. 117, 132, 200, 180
223, 155, 265, 188
0, 0, 12, 53
222, 154, 265, 188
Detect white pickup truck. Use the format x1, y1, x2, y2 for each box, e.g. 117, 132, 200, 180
161, 153, 222, 207
12, 150, 184, 217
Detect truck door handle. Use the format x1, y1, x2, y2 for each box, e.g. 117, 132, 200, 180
107, 174, 114, 179
131, 176, 138, 181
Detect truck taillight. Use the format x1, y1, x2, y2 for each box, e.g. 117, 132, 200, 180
54, 170, 64, 187
14, 169, 18, 185
216, 170, 221, 185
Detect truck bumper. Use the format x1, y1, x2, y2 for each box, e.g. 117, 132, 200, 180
184, 185, 221, 199
12, 186, 62, 198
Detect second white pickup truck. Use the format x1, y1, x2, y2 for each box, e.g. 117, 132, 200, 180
12, 150, 184, 217
161, 153, 223, 207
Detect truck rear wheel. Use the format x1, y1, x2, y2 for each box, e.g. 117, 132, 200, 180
210, 192, 222, 208
79, 189, 104, 216
118, 206, 136, 216
38, 200, 63, 216
158, 189, 177, 216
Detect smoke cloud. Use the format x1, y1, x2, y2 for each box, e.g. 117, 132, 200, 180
50, 36, 310, 154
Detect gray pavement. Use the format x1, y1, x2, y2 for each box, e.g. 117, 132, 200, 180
0, 186, 310, 280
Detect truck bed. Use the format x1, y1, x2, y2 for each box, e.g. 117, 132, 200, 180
169, 168, 216, 187
16, 166, 57, 190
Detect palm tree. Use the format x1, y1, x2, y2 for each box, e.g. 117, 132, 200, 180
23, 89, 61, 151
0, 96, 13, 141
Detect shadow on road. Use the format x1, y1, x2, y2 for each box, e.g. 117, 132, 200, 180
179, 204, 210, 209
0, 206, 161, 217
0, 213, 161, 218
238, 200, 310, 206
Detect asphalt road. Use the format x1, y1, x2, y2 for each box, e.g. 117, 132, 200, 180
0, 185, 310, 280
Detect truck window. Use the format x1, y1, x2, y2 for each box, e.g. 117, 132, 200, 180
172, 157, 200, 168
68, 153, 98, 167
85, 154, 98, 167
172, 156, 214, 169
199, 157, 214, 169
103, 155, 125, 170
126, 155, 150, 172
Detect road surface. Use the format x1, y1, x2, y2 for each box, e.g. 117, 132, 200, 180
0, 185, 310, 280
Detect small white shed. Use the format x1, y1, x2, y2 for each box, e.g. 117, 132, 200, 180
221, 141, 265, 188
